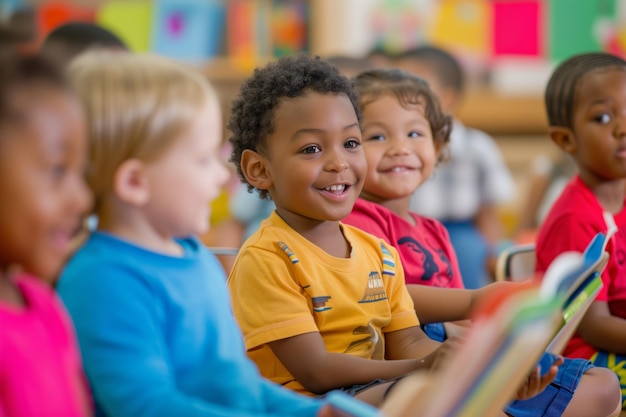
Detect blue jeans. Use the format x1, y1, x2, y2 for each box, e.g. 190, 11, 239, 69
506, 356, 594, 417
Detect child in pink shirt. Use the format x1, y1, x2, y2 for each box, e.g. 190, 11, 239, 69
0, 52, 93, 416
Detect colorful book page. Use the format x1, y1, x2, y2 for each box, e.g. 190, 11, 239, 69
548, 0, 617, 62
152, 0, 225, 62
381, 284, 560, 417
492, 0, 542, 57
96, 1, 152, 52
430, 0, 490, 56
270, 0, 308, 57
37, 1, 95, 44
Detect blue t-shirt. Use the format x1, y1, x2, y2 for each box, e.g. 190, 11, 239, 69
58, 232, 323, 417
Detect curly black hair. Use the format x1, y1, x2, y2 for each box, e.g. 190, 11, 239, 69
354, 68, 452, 163
228, 54, 361, 199
545, 52, 626, 128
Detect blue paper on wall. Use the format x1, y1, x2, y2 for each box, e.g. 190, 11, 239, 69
152, 0, 225, 62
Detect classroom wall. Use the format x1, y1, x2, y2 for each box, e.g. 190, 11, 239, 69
10, 0, 619, 235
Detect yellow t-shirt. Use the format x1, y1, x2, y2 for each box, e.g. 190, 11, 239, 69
227, 211, 419, 395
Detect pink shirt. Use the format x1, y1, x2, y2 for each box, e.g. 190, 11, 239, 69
0, 274, 91, 417
536, 175, 626, 358
344, 198, 464, 289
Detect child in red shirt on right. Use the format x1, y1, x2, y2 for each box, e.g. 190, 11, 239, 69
536, 52, 626, 409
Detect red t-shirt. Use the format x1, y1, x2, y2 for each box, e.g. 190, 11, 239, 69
536, 175, 626, 358
344, 198, 464, 289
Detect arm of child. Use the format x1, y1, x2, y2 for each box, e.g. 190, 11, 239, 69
268, 330, 430, 394
406, 281, 521, 324
577, 301, 626, 354
406, 285, 473, 323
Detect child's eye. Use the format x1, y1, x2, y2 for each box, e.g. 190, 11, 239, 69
344, 138, 361, 149
408, 131, 423, 138
367, 134, 385, 141
594, 113, 611, 124
301, 145, 321, 154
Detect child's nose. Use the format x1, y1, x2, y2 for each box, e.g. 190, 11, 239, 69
616, 112, 626, 138
325, 149, 349, 172
389, 137, 412, 155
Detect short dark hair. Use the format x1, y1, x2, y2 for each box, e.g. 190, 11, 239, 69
40, 22, 127, 65
545, 52, 626, 128
228, 54, 361, 199
398, 45, 464, 93
0, 51, 68, 126
354, 68, 452, 163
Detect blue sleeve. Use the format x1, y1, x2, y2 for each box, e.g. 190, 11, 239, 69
58, 263, 321, 417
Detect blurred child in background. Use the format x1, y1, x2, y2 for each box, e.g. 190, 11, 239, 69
0, 52, 93, 417
40, 22, 127, 68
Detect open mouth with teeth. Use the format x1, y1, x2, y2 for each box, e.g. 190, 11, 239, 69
386, 166, 414, 172
323, 184, 347, 193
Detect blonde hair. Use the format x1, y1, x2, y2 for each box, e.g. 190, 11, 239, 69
69, 51, 218, 210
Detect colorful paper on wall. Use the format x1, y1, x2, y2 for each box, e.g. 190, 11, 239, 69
37, 1, 95, 44
548, 0, 617, 62
492, 1, 542, 57
96, 1, 152, 52
370, 0, 432, 54
271, 0, 308, 57
227, 0, 269, 72
430, 0, 490, 56
152, 0, 225, 62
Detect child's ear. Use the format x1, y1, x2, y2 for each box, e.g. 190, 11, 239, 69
113, 159, 150, 206
240, 149, 272, 191
548, 126, 577, 154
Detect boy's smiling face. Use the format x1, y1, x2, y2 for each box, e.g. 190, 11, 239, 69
566, 67, 626, 185
360, 94, 437, 204
255, 91, 365, 227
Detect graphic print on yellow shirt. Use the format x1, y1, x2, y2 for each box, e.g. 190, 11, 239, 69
228, 212, 419, 394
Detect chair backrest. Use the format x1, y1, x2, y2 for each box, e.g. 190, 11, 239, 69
495, 243, 536, 282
